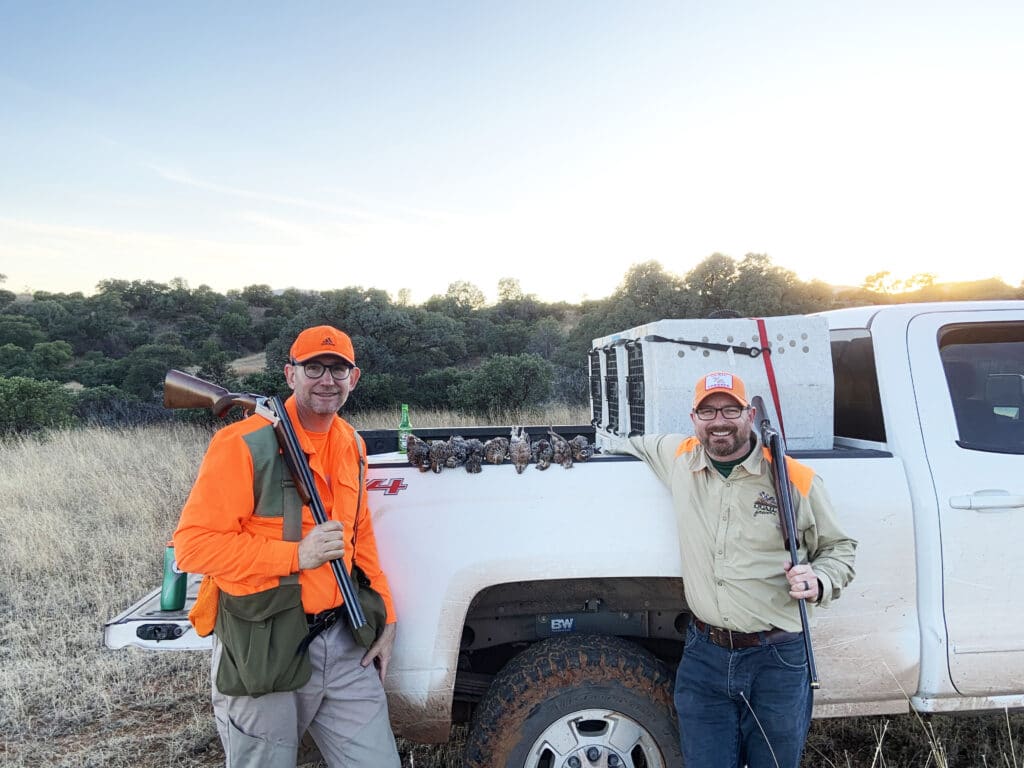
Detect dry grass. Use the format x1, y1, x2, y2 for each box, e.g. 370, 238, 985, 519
349, 403, 590, 430
1, 418, 1021, 766
228, 352, 267, 376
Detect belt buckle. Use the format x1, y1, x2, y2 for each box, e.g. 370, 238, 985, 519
711, 626, 734, 649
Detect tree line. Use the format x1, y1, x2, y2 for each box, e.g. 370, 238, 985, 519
0, 258, 1019, 434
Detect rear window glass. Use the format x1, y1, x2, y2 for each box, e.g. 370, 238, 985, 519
830, 329, 885, 442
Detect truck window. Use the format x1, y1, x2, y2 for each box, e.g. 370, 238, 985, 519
830, 329, 886, 442
940, 322, 1024, 453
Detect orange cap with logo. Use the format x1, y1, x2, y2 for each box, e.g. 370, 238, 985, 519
693, 371, 748, 408
290, 325, 356, 366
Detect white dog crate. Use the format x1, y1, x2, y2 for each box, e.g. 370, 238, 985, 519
590, 315, 834, 450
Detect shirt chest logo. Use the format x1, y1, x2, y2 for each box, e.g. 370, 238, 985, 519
752, 491, 779, 518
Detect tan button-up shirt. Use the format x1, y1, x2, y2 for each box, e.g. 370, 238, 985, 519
611, 433, 856, 633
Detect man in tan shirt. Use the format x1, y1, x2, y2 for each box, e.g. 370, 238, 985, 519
609, 371, 856, 767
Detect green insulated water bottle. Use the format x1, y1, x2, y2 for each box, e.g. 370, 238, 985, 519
160, 542, 187, 611
398, 403, 412, 454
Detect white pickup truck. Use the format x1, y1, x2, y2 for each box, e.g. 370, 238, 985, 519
106, 300, 1024, 768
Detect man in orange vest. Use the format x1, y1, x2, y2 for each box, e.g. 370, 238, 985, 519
607, 371, 856, 767
174, 325, 400, 768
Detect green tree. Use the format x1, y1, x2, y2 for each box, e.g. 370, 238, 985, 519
497, 277, 525, 303
862, 271, 898, 294
179, 316, 214, 347
413, 367, 471, 409
347, 372, 411, 411
685, 253, 738, 316
726, 253, 805, 317
240, 284, 275, 307
30, 340, 74, 380
70, 351, 124, 388
617, 260, 687, 316
119, 343, 193, 400
195, 341, 238, 389
446, 280, 486, 310
240, 369, 289, 399
0, 376, 75, 434
0, 274, 17, 311
79, 292, 134, 355
218, 311, 254, 353
526, 317, 566, 361
0, 314, 46, 349
454, 354, 554, 414
0, 343, 24, 377
901, 273, 936, 292
21, 299, 71, 331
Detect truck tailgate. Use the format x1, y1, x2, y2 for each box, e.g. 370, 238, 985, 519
104, 573, 211, 651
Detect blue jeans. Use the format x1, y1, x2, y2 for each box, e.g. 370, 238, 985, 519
675, 621, 813, 768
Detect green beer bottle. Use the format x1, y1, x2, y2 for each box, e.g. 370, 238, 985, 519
398, 403, 412, 454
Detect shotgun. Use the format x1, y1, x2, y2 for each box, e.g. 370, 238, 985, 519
162, 369, 368, 635
751, 395, 820, 689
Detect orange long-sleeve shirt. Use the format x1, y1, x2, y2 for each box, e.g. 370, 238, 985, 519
173, 396, 396, 621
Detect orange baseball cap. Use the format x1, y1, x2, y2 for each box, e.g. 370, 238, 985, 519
693, 371, 748, 408
290, 325, 356, 366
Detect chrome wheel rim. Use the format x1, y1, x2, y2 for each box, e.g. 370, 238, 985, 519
524, 707, 667, 768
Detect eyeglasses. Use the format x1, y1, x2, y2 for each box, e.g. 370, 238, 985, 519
294, 360, 353, 381
693, 405, 748, 420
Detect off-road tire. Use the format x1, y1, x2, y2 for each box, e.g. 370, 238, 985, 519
464, 634, 682, 768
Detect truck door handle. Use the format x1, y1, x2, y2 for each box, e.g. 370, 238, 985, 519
949, 490, 1024, 510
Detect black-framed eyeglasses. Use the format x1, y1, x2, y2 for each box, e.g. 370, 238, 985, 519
693, 405, 748, 421
293, 360, 353, 381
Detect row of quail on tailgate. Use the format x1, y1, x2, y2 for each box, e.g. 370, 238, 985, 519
405, 429, 593, 475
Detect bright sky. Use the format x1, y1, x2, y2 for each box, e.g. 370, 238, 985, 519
2, 1, 1022, 303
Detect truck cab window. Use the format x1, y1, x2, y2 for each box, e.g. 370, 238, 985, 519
830, 329, 886, 442
940, 322, 1024, 453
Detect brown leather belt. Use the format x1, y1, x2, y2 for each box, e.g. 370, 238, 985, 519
693, 618, 801, 649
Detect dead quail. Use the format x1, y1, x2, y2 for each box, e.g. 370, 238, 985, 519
428, 439, 451, 474
548, 428, 573, 469
446, 435, 469, 469
569, 435, 594, 462
509, 426, 532, 475
483, 436, 509, 465
406, 434, 430, 472
464, 438, 485, 474
531, 438, 554, 470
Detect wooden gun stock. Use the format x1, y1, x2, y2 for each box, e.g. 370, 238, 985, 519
163, 369, 257, 418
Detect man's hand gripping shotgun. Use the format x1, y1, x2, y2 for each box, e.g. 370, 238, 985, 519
751, 395, 820, 689
162, 369, 369, 635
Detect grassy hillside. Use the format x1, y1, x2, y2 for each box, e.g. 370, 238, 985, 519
1, 422, 1020, 766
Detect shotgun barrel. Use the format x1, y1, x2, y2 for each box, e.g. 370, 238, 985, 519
751, 395, 820, 689
268, 395, 367, 633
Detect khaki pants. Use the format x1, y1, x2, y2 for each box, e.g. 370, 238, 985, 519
211, 620, 401, 768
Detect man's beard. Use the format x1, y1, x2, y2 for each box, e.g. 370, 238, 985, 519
701, 428, 745, 459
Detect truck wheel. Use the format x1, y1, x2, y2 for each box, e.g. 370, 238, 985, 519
464, 634, 682, 768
